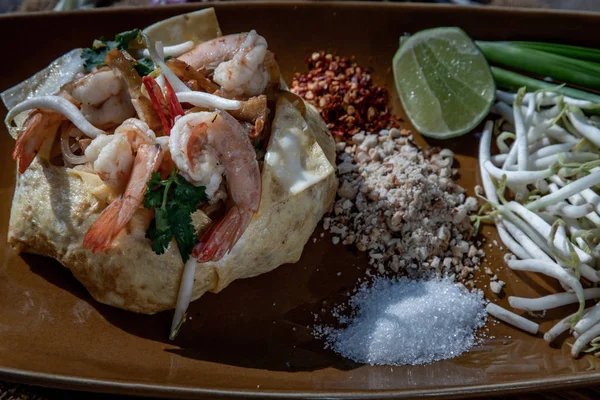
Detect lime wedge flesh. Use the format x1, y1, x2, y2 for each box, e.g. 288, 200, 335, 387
393, 27, 495, 139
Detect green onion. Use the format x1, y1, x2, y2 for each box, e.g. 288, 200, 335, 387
477, 41, 600, 90
508, 41, 600, 63
491, 67, 600, 104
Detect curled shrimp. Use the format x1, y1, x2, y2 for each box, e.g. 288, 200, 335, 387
178, 31, 273, 98
85, 134, 133, 191
66, 68, 136, 129
105, 49, 163, 132
169, 111, 261, 262
10, 67, 136, 174
85, 118, 157, 191
83, 143, 164, 253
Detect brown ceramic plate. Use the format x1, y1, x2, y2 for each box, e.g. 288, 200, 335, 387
2, 2, 600, 399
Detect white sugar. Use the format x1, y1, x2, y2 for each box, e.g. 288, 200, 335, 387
320, 278, 486, 366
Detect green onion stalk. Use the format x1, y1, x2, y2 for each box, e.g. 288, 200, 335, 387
477, 41, 600, 91
491, 67, 600, 104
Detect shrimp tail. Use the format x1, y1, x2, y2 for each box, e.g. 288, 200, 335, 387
230, 208, 253, 251
12, 113, 41, 173
192, 223, 219, 261
193, 206, 252, 262
13, 112, 60, 174
84, 143, 164, 253
142, 76, 172, 134
83, 197, 124, 253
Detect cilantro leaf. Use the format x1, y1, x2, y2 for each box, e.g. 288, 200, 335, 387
82, 44, 116, 73
133, 57, 155, 77
81, 28, 141, 73
82, 48, 104, 74
143, 170, 208, 262
167, 204, 196, 263
143, 172, 165, 209
143, 189, 163, 210
173, 175, 208, 213
147, 171, 164, 187
146, 214, 172, 255
115, 29, 141, 50
154, 206, 171, 232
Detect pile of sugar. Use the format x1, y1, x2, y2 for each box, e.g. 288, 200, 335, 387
326, 129, 484, 284
318, 278, 487, 366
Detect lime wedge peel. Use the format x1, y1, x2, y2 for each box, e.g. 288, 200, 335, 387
393, 27, 495, 140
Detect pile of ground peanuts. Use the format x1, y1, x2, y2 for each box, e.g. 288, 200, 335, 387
291, 52, 488, 287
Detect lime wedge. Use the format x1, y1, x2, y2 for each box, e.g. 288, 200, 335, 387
393, 27, 495, 139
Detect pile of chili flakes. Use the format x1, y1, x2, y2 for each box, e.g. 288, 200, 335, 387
290, 51, 400, 140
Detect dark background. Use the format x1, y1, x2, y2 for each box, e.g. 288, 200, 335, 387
5, 0, 600, 15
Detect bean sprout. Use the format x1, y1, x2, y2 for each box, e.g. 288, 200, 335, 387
5, 96, 105, 139
509, 288, 600, 311
141, 40, 195, 59
170, 258, 197, 340
486, 303, 539, 334
545, 307, 593, 343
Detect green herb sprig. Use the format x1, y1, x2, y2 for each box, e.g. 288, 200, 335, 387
143, 170, 208, 262
133, 57, 155, 77
81, 28, 144, 73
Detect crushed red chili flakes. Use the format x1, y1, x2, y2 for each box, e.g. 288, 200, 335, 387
290, 51, 400, 140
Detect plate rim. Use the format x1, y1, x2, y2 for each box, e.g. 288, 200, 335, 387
3, 1, 600, 398
3, 365, 600, 399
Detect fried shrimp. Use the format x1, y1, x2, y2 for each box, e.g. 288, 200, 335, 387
9, 68, 135, 173
83, 143, 164, 253
169, 111, 261, 261
178, 31, 271, 97
67, 68, 136, 129
85, 118, 157, 191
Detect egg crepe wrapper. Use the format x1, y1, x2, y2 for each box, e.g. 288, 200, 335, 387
3, 10, 338, 314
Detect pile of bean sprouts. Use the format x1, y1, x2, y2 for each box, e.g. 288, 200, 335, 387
478, 88, 600, 357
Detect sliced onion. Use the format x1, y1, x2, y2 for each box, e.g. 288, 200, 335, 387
61, 127, 87, 165
6, 96, 105, 139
